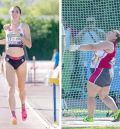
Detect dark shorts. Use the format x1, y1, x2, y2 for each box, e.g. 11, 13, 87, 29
89, 68, 113, 87
5, 55, 25, 70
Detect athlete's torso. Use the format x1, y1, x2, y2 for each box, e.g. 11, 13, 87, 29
5, 23, 24, 57
90, 41, 116, 69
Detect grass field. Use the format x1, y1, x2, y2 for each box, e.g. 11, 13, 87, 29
63, 109, 110, 117
62, 127, 120, 129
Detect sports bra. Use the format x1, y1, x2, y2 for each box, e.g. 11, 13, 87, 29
6, 23, 24, 48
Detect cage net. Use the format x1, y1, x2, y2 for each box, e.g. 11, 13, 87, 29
62, 0, 120, 119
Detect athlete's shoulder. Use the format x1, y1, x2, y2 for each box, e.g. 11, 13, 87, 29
21, 23, 29, 28
104, 41, 114, 53
21, 23, 30, 31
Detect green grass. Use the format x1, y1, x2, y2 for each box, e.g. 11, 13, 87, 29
63, 109, 110, 117
62, 127, 120, 129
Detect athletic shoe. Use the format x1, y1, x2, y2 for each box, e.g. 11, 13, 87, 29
83, 116, 94, 122
112, 109, 120, 122
11, 117, 17, 125
22, 108, 27, 121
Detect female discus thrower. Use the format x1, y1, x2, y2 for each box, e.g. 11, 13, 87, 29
70, 30, 120, 122
0, 6, 32, 124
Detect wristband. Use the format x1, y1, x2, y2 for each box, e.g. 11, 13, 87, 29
20, 33, 23, 37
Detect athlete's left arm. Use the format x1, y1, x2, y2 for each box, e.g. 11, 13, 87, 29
21, 23, 32, 48
79, 41, 114, 53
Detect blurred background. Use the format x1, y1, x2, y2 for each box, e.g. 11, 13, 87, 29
0, 0, 59, 60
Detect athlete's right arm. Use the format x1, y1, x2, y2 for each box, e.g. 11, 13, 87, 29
3, 24, 10, 30
69, 41, 114, 53
79, 41, 114, 53
0, 24, 10, 45
0, 39, 5, 45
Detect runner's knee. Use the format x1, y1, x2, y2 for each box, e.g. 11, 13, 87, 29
8, 86, 15, 95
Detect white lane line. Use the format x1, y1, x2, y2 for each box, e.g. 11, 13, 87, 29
26, 101, 51, 129
16, 90, 51, 129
